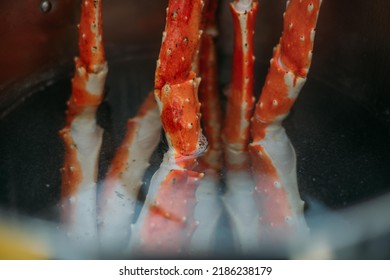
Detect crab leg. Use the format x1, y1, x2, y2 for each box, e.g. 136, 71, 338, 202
190, 0, 224, 255
98, 92, 161, 253
59, 0, 107, 248
223, 0, 258, 167
130, 0, 205, 255
222, 0, 260, 254
197, 0, 224, 175
250, 0, 322, 244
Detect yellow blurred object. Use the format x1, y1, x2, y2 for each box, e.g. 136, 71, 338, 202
0, 223, 50, 259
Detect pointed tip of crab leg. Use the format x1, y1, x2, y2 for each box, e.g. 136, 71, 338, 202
78, 0, 105, 73
155, 0, 203, 90
223, 1, 258, 168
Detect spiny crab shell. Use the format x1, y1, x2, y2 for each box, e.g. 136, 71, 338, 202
59, 0, 322, 257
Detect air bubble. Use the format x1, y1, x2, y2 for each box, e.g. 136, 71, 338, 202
197, 133, 208, 155
40, 1, 52, 13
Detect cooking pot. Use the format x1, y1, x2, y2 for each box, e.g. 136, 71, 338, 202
0, 0, 389, 259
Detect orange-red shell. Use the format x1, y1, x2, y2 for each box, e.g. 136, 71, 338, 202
155, 0, 203, 89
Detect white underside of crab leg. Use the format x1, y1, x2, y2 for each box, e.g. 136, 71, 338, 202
223, 149, 259, 253
128, 155, 181, 253
189, 175, 222, 255
224, 169, 260, 254
222, 0, 259, 254
60, 61, 108, 250
254, 122, 309, 238
62, 110, 102, 251
99, 99, 161, 253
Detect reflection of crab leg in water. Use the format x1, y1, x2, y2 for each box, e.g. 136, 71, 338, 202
250, 0, 322, 244
98, 92, 161, 253
223, 0, 260, 254
130, 0, 206, 255
59, 0, 108, 248
190, 0, 224, 255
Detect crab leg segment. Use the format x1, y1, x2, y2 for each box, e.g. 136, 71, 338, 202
223, 0, 260, 254
190, 0, 224, 255
223, 0, 258, 168
131, 0, 205, 255
98, 92, 161, 253
197, 0, 223, 174
59, 0, 107, 247
250, 0, 322, 241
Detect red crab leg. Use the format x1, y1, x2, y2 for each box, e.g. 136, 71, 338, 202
197, 0, 223, 175
130, 0, 205, 255
223, 0, 257, 163
190, 0, 224, 255
222, 0, 261, 253
98, 92, 161, 253
59, 0, 107, 247
250, 0, 322, 242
